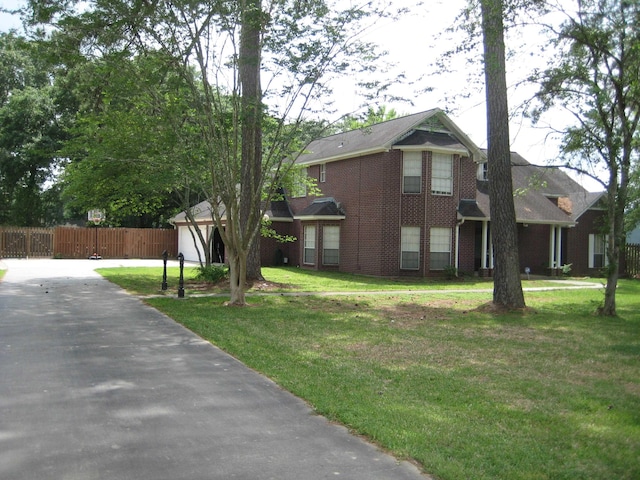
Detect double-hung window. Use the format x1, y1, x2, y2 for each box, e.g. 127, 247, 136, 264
588, 234, 608, 268
291, 168, 308, 198
430, 227, 451, 270
319, 163, 326, 183
304, 225, 316, 265
401, 226, 420, 270
322, 226, 340, 265
431, 153, 453, 195
403, 152, 422, 194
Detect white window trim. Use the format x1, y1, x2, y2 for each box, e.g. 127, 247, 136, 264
319, 163, 326, 183
291, 168, 308, 198
402, 152, 422, 194
431, 153, 453, 196
430, 227, 452, 270
304, 225, 316, 265
588, 233, 609, 269
400, 226, 421, 270
322, 225, 339, 266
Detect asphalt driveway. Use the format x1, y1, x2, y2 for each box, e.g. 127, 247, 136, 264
0, 259, 428, 480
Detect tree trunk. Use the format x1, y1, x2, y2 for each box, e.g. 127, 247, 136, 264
480, 0, 526, 309
600, 170, 625, 316
227, 246, 248, 305
246, 235, 264, 281
239, 0, 263, 287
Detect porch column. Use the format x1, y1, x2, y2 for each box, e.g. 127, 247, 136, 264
489, 230, 494, 269
555, 226, 563, 269
549, 226, 556, 268
481, 221, 489, 270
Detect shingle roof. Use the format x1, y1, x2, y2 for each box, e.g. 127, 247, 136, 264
294, 197, 346, 219
171, 195, 294, 224
457, 199, 485, 219
170, 200, 224, 224
467, 152, 606, 225
295, 109, 483, 165
264, 189, 294, 220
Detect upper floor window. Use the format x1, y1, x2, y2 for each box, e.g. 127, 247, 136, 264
322, 225, 340, 265
319, 163, 326, 183
290, 168, 308, 198
403, 151, 422, 194
477, 162, 488, 181
431, 153, 453, 195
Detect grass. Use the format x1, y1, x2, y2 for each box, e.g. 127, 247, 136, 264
96, 265, 590, 296
99, 267, 640, 480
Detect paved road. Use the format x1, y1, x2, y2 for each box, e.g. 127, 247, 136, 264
0, 259, 428, 480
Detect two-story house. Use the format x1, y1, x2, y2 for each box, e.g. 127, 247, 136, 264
174, 109, 607, 277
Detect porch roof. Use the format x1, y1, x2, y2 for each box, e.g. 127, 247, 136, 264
460, 152, 605, 226
293, 197, 346, 220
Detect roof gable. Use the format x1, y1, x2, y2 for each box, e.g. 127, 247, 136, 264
295, 109, 483, 166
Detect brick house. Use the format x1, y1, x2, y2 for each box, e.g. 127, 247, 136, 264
175, 109, 607, 277
268, 109, 607, 277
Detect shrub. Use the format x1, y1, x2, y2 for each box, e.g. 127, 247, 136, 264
443, 265, 459, 279
194, 265, 228, 283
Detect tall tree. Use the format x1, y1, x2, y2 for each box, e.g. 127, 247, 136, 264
59, 52, 205, 228
0, 32, 66, 226
480, 0, 526, 309
25, 0, 398, 304
531, 0, 640, 315
335, 105, 398, 132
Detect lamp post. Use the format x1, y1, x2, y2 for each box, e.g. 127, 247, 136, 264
177, 253, 185, 298
161, 250, 168, 290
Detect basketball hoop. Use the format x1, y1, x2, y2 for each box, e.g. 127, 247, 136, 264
88, 209, 105, 225
87, 210, 104, 260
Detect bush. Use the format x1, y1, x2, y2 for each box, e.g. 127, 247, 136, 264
443, 265, 459, 279
194, 265, 228, 283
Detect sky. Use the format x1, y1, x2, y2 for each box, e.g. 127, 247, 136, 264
0, 0, 602, 191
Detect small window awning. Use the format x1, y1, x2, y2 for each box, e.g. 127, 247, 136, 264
294, 197, 346, 221
457, 199, 487, 221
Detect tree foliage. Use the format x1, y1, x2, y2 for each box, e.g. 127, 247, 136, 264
531, 0, 640, 315
59, 52, 204, 227
0, 32, 66, 226
24, 0, 397, 304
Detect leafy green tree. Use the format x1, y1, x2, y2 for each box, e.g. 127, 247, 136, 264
59, 52, 201, 228
0, 33, 66, 226
335, 105, 399, 132
25, 0, 399, 305
531, 0, 640, 315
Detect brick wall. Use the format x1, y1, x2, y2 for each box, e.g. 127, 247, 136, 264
566, 209, 607, 275
288, 150, 478, 277
517, 224, 553, 275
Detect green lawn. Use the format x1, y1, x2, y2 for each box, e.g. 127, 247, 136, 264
96, 265, 589, 296
100, 267, 640, 480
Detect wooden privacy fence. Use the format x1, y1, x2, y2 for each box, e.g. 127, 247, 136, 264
626, 243, 640, 278
0, 226, 177, 259
0, 227, 54, 258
